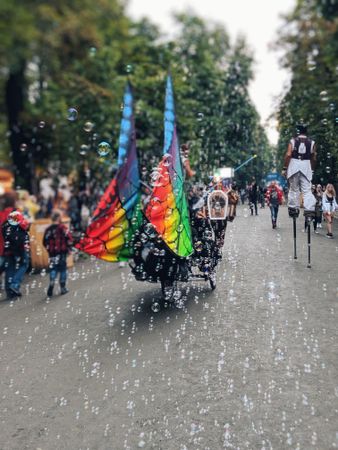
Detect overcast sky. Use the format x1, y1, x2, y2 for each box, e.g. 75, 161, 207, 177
127, 0, 296, 144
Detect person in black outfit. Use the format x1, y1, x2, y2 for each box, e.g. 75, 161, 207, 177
248, 180, 258, 215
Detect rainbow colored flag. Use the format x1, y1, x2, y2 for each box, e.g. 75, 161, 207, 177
76, 83, 142, 262
145, 75, 193, 257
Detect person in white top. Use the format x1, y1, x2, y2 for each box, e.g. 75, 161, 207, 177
282, 124, 317, 218
322, 184, 338, 239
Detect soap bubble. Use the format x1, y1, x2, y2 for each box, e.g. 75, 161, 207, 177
83, 121, 94, 132
67, 108, 78, 121
195, 241, 203, 252
89, 47, 97, 57
163, 153, 172, 167
144, 223, 156, 236
125, 64, 133, 74
197, 112, 204, 122
177, 224, 184, 233
80, 144, 89, 156
97, 141, 111, 157
151, 302, 160, 313
38, 121, 45, 129
20, 143, 27, 152
320, 90, 328, 101
325, 166, 331, 174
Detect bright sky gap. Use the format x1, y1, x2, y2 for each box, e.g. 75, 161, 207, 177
128, 0, 296, 145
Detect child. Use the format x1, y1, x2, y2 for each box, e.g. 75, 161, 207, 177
43, 211, 73, 297
2, 210, 30, 298
265, 181, 283, 229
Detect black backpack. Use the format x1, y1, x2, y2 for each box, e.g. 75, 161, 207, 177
2, 223, 26, 257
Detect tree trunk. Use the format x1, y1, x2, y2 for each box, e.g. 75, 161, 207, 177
5, 62, 30, 191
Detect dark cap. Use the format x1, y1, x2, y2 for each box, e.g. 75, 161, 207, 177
296, 124, 308, 135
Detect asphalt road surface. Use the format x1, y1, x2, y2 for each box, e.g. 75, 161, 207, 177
1, 205, 337, 450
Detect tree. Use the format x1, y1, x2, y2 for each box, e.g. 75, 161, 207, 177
1, 6, 273, 192
275, 0, 338, 186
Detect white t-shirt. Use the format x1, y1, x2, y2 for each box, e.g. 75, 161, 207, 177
322, 193, 338, 213
287, 135, 315, 181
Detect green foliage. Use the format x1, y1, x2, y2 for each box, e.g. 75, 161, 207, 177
0, 3, 273, 190
276, 0, 338, 185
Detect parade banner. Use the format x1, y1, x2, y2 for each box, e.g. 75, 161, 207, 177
145, 75, 193, 257
76, 83, 142, 262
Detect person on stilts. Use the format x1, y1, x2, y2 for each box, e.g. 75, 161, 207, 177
282, 124, 317, 219
282, 124, 317, 265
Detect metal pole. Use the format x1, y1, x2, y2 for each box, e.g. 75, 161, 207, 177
293, 216, 297, 259
307, 218, 311, 268
234, 154, 257, 173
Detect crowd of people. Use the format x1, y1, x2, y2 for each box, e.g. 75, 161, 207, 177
0, 165, 336, 301
0, 202, 74, 300
241, 178, 337, 237
0, 172, 97, 300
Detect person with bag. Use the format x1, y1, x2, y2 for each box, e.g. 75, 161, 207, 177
265, 181, 283, 229
43, 211, 73, 297
322, 184, 338, 239
2, 210, 30, 299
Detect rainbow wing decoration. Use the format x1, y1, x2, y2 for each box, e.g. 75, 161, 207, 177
76, 83, 141, 262
145, 75, 193, 257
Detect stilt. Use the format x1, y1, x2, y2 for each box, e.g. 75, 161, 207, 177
307, 218, 311, 268
293, 216, 297, 260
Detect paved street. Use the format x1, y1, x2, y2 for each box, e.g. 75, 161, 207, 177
1, 205, 337, 450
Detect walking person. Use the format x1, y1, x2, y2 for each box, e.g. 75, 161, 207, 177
314, 185, 323, 229
322, 184, 338, 239
302, 185, 322, 233
0, 192, 16, 275
240, 187, 246, 205
2, 210, 30, 299
248, 180, 258, 216
43, 211, 73, 297
313, 185, 323, 233
265, 181, 283, 229
259, 185, 265, 208
282, 124, 316, 219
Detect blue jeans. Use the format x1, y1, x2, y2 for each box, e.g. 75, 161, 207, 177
0, 255, 5, 274
4, 253, 29, 294
49, 254, 67, 286
270, 205, 279, 222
